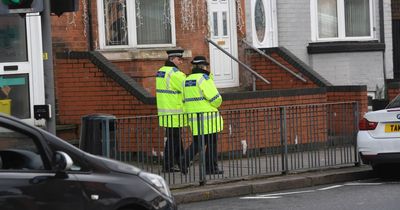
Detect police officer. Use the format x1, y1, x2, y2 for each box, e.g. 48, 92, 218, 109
182, 56, 223, 175
156, 49, 186, 173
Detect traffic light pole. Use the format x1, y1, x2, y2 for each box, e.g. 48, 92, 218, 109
41, 0, 56, 134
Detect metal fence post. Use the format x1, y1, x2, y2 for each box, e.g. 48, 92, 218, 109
354, 102, 361, 166
198, 113, 206, 185
280, 107, 289, 175
102, 120, 110, 158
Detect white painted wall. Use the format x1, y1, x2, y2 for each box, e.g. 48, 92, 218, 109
245, 0, 394, 94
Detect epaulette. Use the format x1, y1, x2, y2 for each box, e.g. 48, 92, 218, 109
172, 67, 179, 72
203, 74, 209, 80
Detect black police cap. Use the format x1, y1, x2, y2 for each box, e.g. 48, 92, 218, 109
166, 49, 184, 58
191, 56, 209, 66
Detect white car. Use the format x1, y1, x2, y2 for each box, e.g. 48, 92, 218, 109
357, 95, 400, 170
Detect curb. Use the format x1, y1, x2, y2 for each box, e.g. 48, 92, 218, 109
172, 166, 375, 204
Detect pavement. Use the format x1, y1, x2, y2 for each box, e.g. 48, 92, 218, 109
172, 165, 376, 204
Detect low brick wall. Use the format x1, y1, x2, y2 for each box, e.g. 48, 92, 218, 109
327, 86, 368, 114
326, 86, 367, 135
246, 47, 330, 91
54, 52, 367, 154
55, 55, 156, 127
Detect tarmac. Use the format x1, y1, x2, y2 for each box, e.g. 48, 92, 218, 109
172, 165, 376, 204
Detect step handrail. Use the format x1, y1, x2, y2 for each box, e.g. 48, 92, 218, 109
242, 39, 307, 83
205, 37, 270, 91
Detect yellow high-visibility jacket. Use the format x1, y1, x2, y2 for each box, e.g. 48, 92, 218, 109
183, 71, 223, 135
156, 65, 186, 127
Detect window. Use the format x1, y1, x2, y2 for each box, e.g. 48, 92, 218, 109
254, 0, 266, 43
312, 0, 373, 41
386, 94, 400, 109
0, 126, 45, 170
247, 0, 278, 48
0, 15, 28, 63
0, 74, 30, 119
98, 0, 176, 48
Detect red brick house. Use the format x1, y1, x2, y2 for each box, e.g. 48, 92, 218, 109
49, 0, 372, 141
0, 1, 379, 142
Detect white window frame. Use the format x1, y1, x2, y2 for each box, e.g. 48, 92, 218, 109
310, 0, 375, 42
97, 0, 176, 49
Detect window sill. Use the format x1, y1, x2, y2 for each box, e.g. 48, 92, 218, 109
98, 48, 192, 61
307, 41, 385, 54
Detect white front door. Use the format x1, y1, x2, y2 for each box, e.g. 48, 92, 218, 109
250, 0, 278, 48
0, 14, 44, 125
208, 0, 239, 88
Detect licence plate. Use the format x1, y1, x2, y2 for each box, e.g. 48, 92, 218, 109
385, 124, 400, 132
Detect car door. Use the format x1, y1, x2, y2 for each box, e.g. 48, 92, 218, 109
0, 121, 85, 210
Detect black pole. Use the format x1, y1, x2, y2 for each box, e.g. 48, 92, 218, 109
41, 0, 56, 134
379, 0, 388, 99
87, 0, 94, 51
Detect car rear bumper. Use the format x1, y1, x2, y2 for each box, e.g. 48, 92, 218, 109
357, 131, 400, 165
359, 152, 400, 165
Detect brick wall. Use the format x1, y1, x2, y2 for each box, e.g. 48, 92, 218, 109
327, 86, 368, 116
248, 51, 319, 90
327, 86, 368, 135
55, 54, 368, 156
55, 57, 156, 126
55, 54, 330, 126
110, 90, 330, 154
218, 91, 328, 152
51, 0, 90, 51
114, 59, 193, 96
51, 0, 212, 54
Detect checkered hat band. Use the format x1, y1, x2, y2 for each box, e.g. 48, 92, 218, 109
168, 53, 182, 57
192, 60, 207, 64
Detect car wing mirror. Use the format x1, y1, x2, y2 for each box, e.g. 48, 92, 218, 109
53, 151, 73, 171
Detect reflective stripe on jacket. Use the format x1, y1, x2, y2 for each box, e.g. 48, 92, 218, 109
183, 73, 223, 135
156, 66, 186, 127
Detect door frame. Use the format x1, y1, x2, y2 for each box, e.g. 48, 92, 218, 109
0, 14, 45, 125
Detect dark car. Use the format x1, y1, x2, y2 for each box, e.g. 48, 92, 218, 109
0, 114, 177, 210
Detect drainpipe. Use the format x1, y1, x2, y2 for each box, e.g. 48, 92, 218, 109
87, 0, 94, 51
379, 0, 388, 99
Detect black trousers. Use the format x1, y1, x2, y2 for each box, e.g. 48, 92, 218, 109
164, 127, 184, 170
184, 133, 218, 171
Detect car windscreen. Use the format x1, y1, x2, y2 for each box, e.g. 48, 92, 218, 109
386, 95, 400, 109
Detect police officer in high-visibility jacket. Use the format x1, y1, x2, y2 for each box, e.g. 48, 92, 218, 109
182, 56, 223, 175
156, 49, 186, 173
